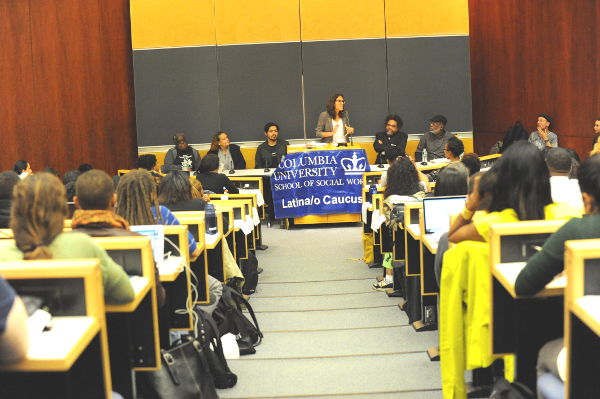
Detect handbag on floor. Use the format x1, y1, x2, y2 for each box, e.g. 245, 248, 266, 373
195, 307, 238, 389
137, 335, 218, 399
213, 285, 263, 355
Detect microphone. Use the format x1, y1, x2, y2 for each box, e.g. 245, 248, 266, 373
229, 162, 235, 174
263, 155, 270, 173
377, 151, 385, 169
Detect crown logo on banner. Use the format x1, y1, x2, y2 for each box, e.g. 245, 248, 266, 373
341, 152, 367, 175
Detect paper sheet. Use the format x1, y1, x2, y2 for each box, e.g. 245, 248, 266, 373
252, 207, 260, 225
234, 219, 253, 235
362, 202, 371, 223
238, 189, 264, 207
371, 210, 380, 231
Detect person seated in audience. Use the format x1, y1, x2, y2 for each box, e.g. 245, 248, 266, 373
448, 141, 580, 245
158, 171, 206, 212
564, 148, 580, 180
444, 136, 464, 162
42, 167, 59, 178
62, 170, 81, 185
0, 172, 20, 229
316, 93, 354, 144
373, 157, 430, 291
137, 153, 163, 188
377, 146, 403, 188
64, 181, 77, 202
546, 148, 583, 210
592, 118, 600, 149
0, 173, 134, 305
460, 152, 481, 176
115, 170, 201, 262
78, 163, 93, 174
164, 133, 201, 173
373, 114, 408, 164
195, 155, 239, 194
71, 170, 166, 307
0, 274, 29, 364
415, 115, 455, 161
189, 177, 210, 202
529, 114, 558, 149
255, 123, 289, 169
13, 160, 32, 180
207, 132, 246, 170
433, 163, 469, 196
513, 154, 600, 399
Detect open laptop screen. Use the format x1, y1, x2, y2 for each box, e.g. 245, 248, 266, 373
422, 196, 467, 234
129, 225, 165, 265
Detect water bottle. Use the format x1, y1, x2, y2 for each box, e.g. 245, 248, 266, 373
369, 184, 377, 196
218, 161, 224, 173
422, 148, 428, 163
205, 203, 218, 235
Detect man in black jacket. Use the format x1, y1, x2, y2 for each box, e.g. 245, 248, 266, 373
373, 114, 408, 164
255, 123, 290, 169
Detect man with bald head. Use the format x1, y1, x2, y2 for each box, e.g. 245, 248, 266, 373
164, 133, 201, 173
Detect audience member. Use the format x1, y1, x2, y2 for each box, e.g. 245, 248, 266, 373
373, 157, 430, 291
137, 154, 163, 187
13, 160, 31, 180
207, 132, 246, 170
189, 177, 209, 201
42, 167, 60, 178
78, 163, 93, 174
593, 118, 600, 148
545, 148, 583, 210
112, 175, 121, 189
0, 275, 29, 364
416, 115, 455, 161
373, 114, 408, 164
164, 133, 201, 173
0, 172, 20, 229
64, 181, 77, 202
62, 170, 81, 185
460, 153, 481, 176
444, 136, 464, 162
529, 114, 558, 149
158, 171, 206, 212
255, 123, 289, 169
448, 141, 579, 244
433, 163, 469, 197
196, 155, 239, 194
377, 146, 403, 188
71, 170, 166, 307
316, 93, 354, 144
115, 169, 201, 262
0, 173, 134, 305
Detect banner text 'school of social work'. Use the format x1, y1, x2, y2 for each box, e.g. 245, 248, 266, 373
270, 149, 371, 219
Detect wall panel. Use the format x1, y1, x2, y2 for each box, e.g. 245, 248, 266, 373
387, 36, 472, 135
215, 0, 300, 44
133, 47, 220, 146
217, 42, 304, 141
385, 0, 469, 38
302, 39, 389, 139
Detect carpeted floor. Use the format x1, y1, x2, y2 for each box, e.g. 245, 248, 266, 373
217, 223, 443, 399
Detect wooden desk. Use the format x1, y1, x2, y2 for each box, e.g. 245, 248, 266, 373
565, 239, 600, 398
413, 209, 439, 332
0, 259, 111, 399
212, 200, 250, 264
162, 225, 193, 332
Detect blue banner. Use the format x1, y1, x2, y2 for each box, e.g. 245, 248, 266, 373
270, 148, 371, 219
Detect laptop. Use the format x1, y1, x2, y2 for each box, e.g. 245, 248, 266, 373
129, 225, 165, 265
422, 196, 467, 240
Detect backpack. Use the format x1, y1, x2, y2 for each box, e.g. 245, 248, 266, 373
238, 251, 259, 295
488, 378, 534, 399
212, 285, 263, 355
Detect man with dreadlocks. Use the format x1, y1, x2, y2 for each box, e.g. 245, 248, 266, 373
0, 173, 135, 305
115, 170, 201, 262
71, 170, 166, 308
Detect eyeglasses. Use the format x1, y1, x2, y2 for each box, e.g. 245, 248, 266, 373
175, 139, 187, 144
336, 100, 345, 104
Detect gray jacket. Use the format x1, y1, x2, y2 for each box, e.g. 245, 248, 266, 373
164, 146, 201, 172
315, 111, 350, 143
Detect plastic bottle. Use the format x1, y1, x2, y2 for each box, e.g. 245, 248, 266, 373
218, 161, 224, 173
205, 203, 218, 235
422, 148, 428, 163
369, 184, 377, 197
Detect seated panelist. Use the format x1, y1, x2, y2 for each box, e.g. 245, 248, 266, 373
316, 93, 354, 144
255, 123, 289, 169
373, 114, 407, 164
164, 133, 201, 172
207, 132, 246, 170
415, 115, 455, 161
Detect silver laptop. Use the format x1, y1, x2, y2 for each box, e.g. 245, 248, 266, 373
422, 196, 467, 236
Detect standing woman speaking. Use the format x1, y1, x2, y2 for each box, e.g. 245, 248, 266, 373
316, 93, 355, 144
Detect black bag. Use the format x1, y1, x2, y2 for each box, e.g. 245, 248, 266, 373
195, 308, 238, 389
488, 378, 535, 399
238, 251, 259, 295
213, 286, 263, 355
137, 336, 218, 399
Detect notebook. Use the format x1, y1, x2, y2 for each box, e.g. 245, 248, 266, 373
129, 225, 165, 265
422, 195, 467, 236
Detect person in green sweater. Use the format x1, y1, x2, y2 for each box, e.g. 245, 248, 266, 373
0, 173, 134, 305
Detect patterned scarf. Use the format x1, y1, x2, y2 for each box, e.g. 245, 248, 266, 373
71, 209, 131, 230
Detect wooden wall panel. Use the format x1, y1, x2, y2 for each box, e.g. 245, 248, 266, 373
469, 0, 599, 159
385, 0, 469, 38
0, 0, 138, 176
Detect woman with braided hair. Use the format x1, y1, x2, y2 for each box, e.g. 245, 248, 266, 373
115, 169, 201, 261
0, 173, 134, 305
